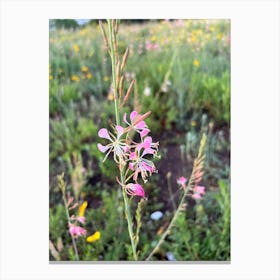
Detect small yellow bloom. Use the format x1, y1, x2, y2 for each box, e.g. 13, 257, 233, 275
193, 59, 200, 67
103, 76, 110, 82
107, 92, 114, 101
86, 73, 92, 79
73, 44, 80, 53
191, 120, 197, 126
81, 66, 88, 72
79, 201, 88, 217
151, 35, 157, 42
86, 231, 101, 243
49, 75, 53, 80
216, 33, 223, 40
71, 75, 80, 82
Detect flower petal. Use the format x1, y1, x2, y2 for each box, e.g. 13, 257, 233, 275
98, 128, 111, 140
115, 125, 124, 138
130, 111, 139, 121
142, 148, 155, 156
97, 143, 110, 153
86, 231, 101, 243
140, 128, 150, 138
135, 120, 146, 129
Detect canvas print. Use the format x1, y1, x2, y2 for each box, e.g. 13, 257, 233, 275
49, 19, 230, 261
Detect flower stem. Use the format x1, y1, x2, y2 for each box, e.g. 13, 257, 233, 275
62, 194, 80, 261
145, 188, 188, 261
107, 19, 137, 261
107, 19, 120, 126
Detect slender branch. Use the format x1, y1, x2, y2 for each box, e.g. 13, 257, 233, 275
146, 134, 207, 261
145, 187, 189, 261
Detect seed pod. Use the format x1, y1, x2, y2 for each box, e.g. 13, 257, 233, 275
122, 79, 135, 105
99, 20, 109, 51
116, 60, 121, 87
118, 76, 124, 100
121, 48, 129, 71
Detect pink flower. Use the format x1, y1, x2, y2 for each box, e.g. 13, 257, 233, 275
123, 111, 148, 133
136, 136, 159, 155
77, 216, 86, 224
192, 185, 206, 200
125, 183, 145, 197
69, 224, 87, 237
177, 176, 187, 186
129, 148, 157, 183
97, 125, 128, 163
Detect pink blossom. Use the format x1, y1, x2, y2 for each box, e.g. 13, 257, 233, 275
77, 216, 86, 224
192, 193, 202, 200
97, 125, 128, 163
126, 183, 145, 197
129, 149, 157, 183
145, 41, 159, 51
123, 111, 148, 132
69, 224, 87, 237
192, 185, 206, 200
136, 136, 159, 155
177, 176, 187, 186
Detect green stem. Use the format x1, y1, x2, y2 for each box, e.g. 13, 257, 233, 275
107, 19, 137, 261
145, 189, 188, 261
107, 19, 120, 126
62, 195, 80, 261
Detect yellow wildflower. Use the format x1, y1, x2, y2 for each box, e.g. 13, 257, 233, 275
71, 75, 80, 82
107, 92, 114, 101
86, 231, 101, 243
216, 33, 223, 40
81, 66, 88, 72
193, 59, 200, 67
86, 73, 92, 79
78, 201, 88, 217
49, 75, 53, 80
151, 35, 157, 42
103, 76, 110, 82
191, 120, 197, 126
73, 44, 80, 53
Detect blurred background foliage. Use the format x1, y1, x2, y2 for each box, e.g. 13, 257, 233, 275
49, 19, 230, 261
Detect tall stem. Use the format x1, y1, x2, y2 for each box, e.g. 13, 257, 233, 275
62, 195, 80, 261
107, 19, 137, 261
145, 188, 188, 261
108, 20, 120, 126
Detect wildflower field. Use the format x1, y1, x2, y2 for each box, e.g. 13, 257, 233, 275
49, 19, 230, 261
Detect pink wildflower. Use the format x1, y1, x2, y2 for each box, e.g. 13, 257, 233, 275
177, 176, 187, 186
129, 148, 157, 183
69, 224, 87, 238
192, 186, 206, 200
97, 125, 128, 163
123, 111, 148, 133
125, 183, 145, 198
77, 216, 86, 224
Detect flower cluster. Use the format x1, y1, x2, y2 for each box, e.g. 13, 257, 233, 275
97, 111, 159, 198
67, 200, 88, 238
177, 176, 206, 200
66, 199, 101, 242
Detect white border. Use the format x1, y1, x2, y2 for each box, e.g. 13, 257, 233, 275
0, 0, 279, 280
